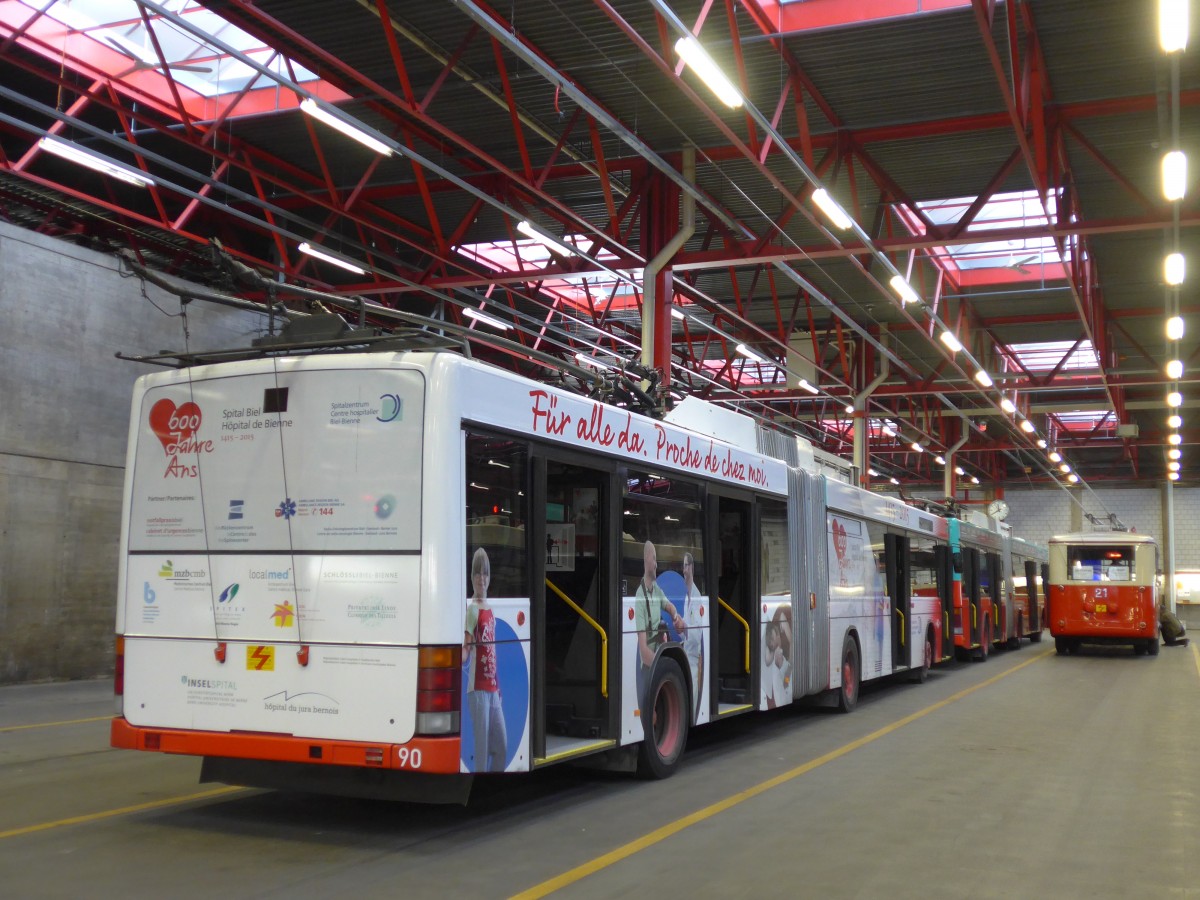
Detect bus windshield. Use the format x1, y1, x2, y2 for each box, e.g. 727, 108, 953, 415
1066, 545, 1134, 582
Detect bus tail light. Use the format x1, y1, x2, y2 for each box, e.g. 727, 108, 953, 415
416, 645, 461, 735
114, 636, 125, 716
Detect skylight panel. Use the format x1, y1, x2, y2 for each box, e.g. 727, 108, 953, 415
1006, 339, 1099, 373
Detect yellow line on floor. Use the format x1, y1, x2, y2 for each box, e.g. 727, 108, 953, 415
0, 715, 111, 733
1191, 641, 1200, 681
0, 786, 244, 840
511, 648, 1053, 900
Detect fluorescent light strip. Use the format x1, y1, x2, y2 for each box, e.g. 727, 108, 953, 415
939, 330, 964, 353
1167, 316, 1186, 341
735, 343, 768, 365
974, 369, 994, 388
1160, 0, 1189, 52
516, 220, 580, 258
463, 307, 512, 331
300, 98, 393, 156
297, 242, 367, 274
797, 379, 819, 395
37, 136, 154, 187
811, 188, 853, 230
1165, 251, 1186, 286
889, 274, 920, 305
674, 36, 743, 108
1162, 150, 1188, 201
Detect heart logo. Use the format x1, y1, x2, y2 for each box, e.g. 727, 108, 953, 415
833, 519, 848, 562
149, 399, 202, 454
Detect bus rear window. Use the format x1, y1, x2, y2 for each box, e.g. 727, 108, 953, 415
1066, 545, 1133, 582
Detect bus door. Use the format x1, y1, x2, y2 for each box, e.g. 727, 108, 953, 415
711, 493, 756, 717
935, 544, 954, 660
962, 547, 983, 651
884, 534, 911, 671
531, 455, 617, 767
980, 552, 1000, 649
1025, 559, 1041, 634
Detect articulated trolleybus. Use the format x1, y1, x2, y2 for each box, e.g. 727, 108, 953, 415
111, 347, 1041, 802
1047, 531, 1161, 656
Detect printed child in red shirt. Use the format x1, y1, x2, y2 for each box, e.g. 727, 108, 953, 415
464, 547, 507, 771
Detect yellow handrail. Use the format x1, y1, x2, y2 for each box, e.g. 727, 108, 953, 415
971, 602, 978, 628
545, 578, 608, 698
893, 604, 906, 646
718, 597, 751, 673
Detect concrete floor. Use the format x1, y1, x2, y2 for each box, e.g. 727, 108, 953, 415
2, 636, 1198, 899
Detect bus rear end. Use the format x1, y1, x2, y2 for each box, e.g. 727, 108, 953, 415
1046, 533, 1160, 657
111, 355, 469, 802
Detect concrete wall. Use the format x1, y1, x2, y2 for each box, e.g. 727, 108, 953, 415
0, 223, 265, 683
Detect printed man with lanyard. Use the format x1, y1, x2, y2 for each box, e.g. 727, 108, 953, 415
635, 539, 685, 712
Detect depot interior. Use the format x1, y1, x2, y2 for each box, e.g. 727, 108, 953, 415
1, 0, 1198, 683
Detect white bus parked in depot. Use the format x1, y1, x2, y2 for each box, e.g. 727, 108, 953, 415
110, 346, 1019, 802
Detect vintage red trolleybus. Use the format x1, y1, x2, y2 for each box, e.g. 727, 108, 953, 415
1046, 531, 1161, 656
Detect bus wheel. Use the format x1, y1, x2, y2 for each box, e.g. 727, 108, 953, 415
637, 657, 689, 779
1147, 638, 1161, 657
910, 629, 932, 683
975, 618, 991, 661
1007, 618, 1022, 651
837, 636, 860, 713
1029, 628, 1043, 643
1055, 637, 1069, 655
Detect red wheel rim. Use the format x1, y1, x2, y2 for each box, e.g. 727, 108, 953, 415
653, 680, 683, 760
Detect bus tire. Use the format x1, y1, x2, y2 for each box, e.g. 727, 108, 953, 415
837, 635, 860, 713
1029, 628, 1043, 643
910, 629, 932, 683
1134, 642, 1146, 656
1007, 617, 1022, 651
637, 657, 689, 779
1147, 637, 1160, 657
974, 618, 991, 661
1055, 637, 1069, 655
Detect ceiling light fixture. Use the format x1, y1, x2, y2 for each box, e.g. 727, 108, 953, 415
670, 306, 686, 320
674, 36, 743, 108
1020, 419, 1035, 433
1059, 463, 1071, 473
1165, 252, 1186, 286
811, 188, 853, 230
888, 274, 920, 305
1067, 473, 1080, 483
1167, 316, 1186, 341
798, 379, 820, 395
1169, 433, 1183, 445
970, 476, 980, 485
1169, 414, 1183, 429
1167, 390, 1183, 408
1049, 451, 1063, 463
1169, 448, 1182, 460
1160, 0, 1189, 52
297, 241, 366, 274
935, 455, 946, 465
1000, 397, 1017, 414
37, 136, 155, 187
1162, 150, 1188, 200
1169, 471, 1181, 481
1169, 461, 1182, 472
911, 441, 924, 453
463, 307, 512, 331
1167, 359, 1185, 380
300, 98, 393, 156
1037, 439, 1048, 449
974, 369, 994, 387
517, 220, 579, 258
939, 330, 964, 353
735, 343, 768, 365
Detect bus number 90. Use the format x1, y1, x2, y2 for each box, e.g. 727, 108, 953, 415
397, 747, 422, 769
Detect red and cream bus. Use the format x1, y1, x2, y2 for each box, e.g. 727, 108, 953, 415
1046, 531, 1160, 656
